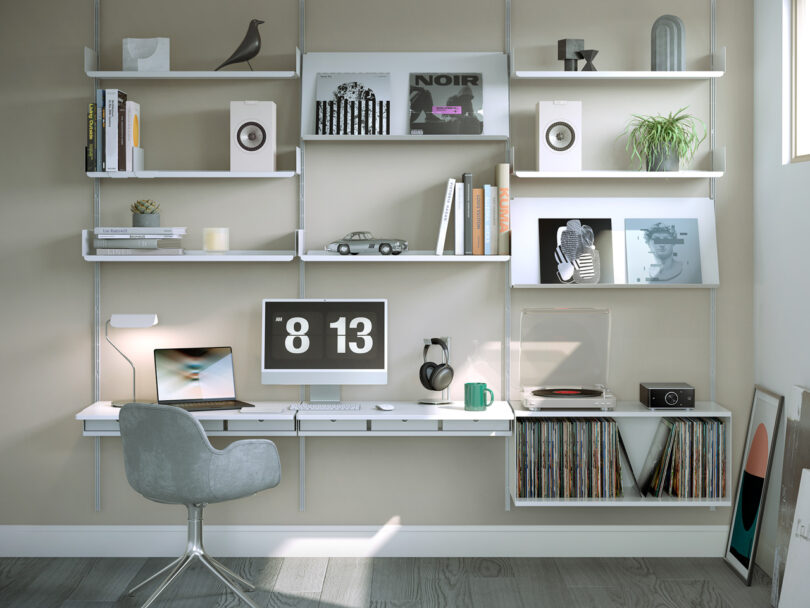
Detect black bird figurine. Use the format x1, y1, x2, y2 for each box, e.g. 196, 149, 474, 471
215, 19, 264, 71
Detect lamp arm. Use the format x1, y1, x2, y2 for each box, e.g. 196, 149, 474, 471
105, 320, 136, 403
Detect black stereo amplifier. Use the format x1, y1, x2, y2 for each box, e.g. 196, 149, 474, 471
639, 382, 695, 409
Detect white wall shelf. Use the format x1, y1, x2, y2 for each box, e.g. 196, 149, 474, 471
510, 400, 731, 419
301, 250, 509, 262
301, 135, 509, 142
513, 170, 724, 179
511, 282, 720, 289
511, 48, 726, 80
86, 170, 297, 179
84, 47, 300, 79
83, 251, 295, 263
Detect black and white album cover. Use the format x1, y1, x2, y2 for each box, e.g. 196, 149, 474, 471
409, 72, 483, 135
625, 218, 702, 284
316, 72, 391, 135
538, 218, 613, 284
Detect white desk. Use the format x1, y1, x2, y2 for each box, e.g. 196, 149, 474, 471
76, 400, 514, 510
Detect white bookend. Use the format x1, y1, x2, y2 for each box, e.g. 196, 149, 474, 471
105, 89, 118, 171
454, 182, 465, 255
125, 101, 141, 172
435, 178, 456, 255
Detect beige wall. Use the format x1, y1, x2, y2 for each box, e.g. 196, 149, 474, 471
0, 0, 752, 531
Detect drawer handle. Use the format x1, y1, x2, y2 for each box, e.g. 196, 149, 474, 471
330, 419, 337, 422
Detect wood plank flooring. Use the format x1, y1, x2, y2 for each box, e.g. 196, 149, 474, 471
0, 557, 772, 608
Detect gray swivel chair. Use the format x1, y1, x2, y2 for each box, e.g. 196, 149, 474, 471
119, 402, 281, 608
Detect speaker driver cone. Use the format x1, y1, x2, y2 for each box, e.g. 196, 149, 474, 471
237, 121, 266, 151
545, 121, 575, 151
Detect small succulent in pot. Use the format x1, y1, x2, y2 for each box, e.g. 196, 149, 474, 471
131, 199, 160, 227
625, 107, 706, 171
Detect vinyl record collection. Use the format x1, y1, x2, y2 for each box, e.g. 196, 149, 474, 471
643, 418, 727, 499
516, 418, 623, 499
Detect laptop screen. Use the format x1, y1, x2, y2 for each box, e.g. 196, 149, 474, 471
154, 347, 237, 402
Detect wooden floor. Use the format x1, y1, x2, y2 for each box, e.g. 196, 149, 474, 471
0, 557, 772, 608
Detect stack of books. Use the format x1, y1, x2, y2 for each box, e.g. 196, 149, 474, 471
86, 88, 140, 173
93, 227, 186, 255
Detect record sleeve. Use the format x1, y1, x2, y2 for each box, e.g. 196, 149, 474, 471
315, 72, 391, 135
409, 72, 483, 135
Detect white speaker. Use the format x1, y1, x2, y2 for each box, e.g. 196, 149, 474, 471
230, 101, 276, 172
536, 100, 582, 171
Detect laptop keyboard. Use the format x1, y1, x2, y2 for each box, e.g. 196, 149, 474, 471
290, 402, 361, 411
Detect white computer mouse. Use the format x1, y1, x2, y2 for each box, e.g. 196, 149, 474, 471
375, 403, 395, 411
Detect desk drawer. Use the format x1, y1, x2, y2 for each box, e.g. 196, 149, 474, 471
443, 420, 510, 432
200, 420, 224, 432
84, 420, 119, 432
371, 419, 438, 432
228, 419, 295, 432
299, 419, 367, 432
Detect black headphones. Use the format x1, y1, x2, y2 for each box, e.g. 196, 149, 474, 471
419, 338, 454, 391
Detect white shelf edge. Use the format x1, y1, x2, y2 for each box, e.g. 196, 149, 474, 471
84, 47, 299, 80
301, 250, 509, 262
513, 170, 724, 179
86, 170, 296, 179
83, 251, 296, 263
509, 400, 732, 418
512, 70, 724, 80
298, 431, 512, 437
301, 135, 509, 142
511, 498, 731, 507
510, 283, 720, 289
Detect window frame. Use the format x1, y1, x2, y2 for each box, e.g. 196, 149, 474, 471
793, 0, 810, 162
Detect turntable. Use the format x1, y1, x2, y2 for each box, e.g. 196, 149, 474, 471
518, 308, 615, 410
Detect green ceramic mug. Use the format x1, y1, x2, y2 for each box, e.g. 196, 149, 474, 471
464, 382, 494, 411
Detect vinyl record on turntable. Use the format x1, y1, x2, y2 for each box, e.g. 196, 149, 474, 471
532, 387, 604, 398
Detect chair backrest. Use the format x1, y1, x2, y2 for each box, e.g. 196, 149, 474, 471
119, 402, 220, 504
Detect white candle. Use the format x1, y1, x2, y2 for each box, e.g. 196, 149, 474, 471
203, 227, 229, 251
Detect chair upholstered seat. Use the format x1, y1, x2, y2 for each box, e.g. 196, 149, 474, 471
120, 402, 280, 505
119, 402, 281, 608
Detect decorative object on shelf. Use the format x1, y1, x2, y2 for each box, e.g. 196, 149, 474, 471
418, 337, 453, 405
536, 101, 582, 171
409, 72, 483, 135
557, 38, 585, 71
131, 199, 160, 227
324, 231, 407, 256
464, 382, 493, 411
230, 101, 276, 171
203, 227, 229, 252
215, 19, 264, 71
122, 38, 170, 71
105, 314, 159, 405
539, 218, 608, 284
625, 107, 706, 171
651, 15, 686, 71
725, 385, 784, 585
625, 219, 702, 284
315, 72, 391, 135
576, 49, 598, 71
772, 386, 810, 605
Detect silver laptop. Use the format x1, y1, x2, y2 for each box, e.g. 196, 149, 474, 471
154, 347, 254, 411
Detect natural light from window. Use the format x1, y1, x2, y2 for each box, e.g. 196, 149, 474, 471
795, 0, 810, 160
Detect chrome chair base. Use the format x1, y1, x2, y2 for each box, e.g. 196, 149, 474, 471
128, 505, 259, 608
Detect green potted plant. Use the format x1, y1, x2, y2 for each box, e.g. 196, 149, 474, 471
625, 107, 706, 171
131, 199, 160, 227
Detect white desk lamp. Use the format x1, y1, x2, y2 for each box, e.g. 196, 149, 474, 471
105, 314, 159, 404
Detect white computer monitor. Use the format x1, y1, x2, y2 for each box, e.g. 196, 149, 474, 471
261, 299, 388, 387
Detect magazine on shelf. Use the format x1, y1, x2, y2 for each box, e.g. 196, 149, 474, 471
409, 72, 483, 135
625, 218, 702, 284
538, 218, 613, 284
315, 72, 391, 135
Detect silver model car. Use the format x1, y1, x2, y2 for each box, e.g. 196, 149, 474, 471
325, 231, 408, 255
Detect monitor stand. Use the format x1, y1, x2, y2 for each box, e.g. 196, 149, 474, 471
308, 384, 341, 403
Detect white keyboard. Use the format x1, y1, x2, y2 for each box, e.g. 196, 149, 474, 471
289, 402, 361, 411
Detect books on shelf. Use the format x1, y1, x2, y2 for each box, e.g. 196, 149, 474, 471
85, 103, 96, 172
104, 89, 126, 172
434, 178, 456, 255
516, 418, 623, 499
496, 163, 510, 255
88, 89, 140, 173
454, 182, 464, 255
471, 188, 484, 255
463, 172, 472, 254
92, 227, 186, 256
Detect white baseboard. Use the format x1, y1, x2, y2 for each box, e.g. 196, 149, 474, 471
0, 524, 728, 558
